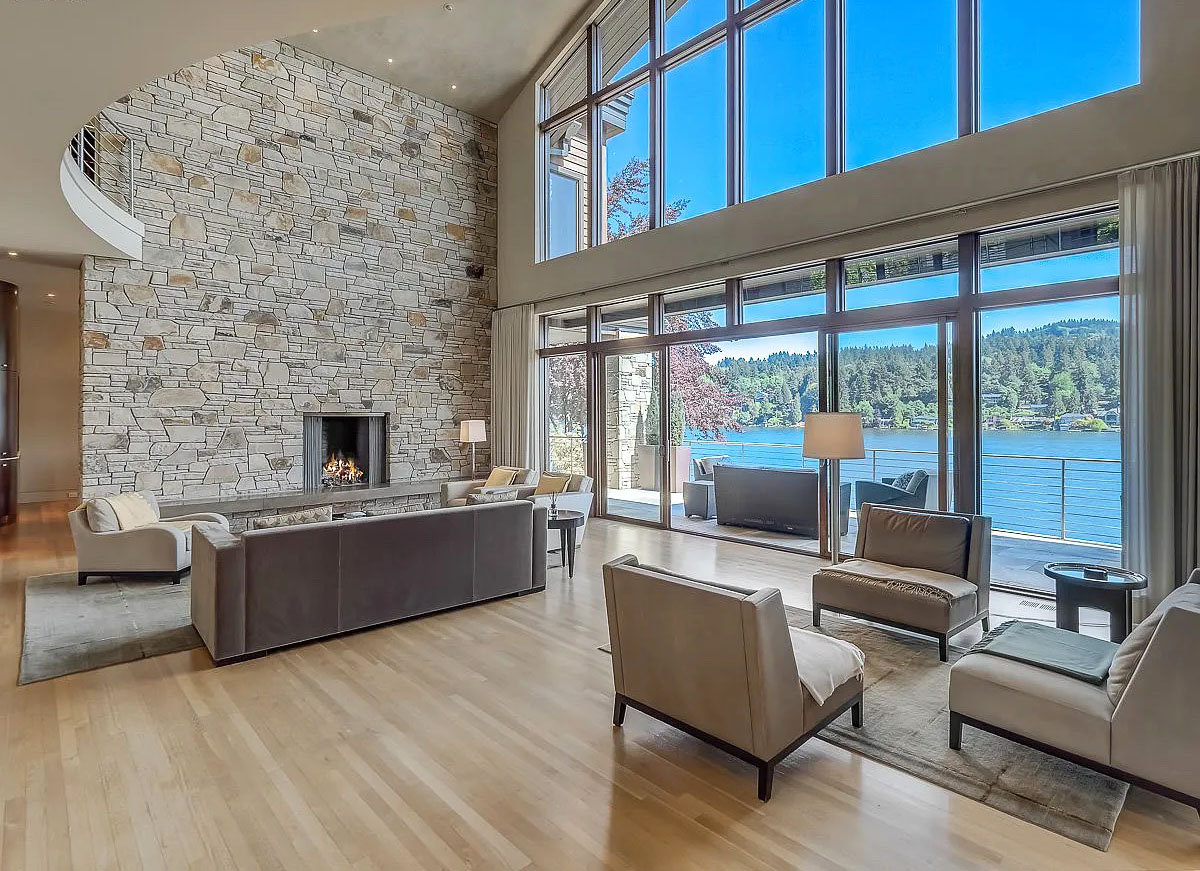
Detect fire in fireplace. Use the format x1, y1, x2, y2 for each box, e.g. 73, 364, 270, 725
303, 413, 388, 491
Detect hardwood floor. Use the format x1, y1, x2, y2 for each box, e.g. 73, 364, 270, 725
0, 502, 1195, 870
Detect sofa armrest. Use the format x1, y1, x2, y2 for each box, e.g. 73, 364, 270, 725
479, 484, 537, 499
854, 480, 910, 509
191, 522, 247, 663
75, 523, 189, 573
1111, 604, 1200, 799
441, 479, 485, 507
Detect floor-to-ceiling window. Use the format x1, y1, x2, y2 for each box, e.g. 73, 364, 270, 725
537, 0, 1140, 260
537, 207, 1123, 593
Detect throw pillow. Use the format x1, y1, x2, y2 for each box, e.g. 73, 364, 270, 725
466, 491, 520, 505
483, 466, 519, 488
84, 498, 120, 533
251, 505, 335, 529
533, 473, 571, 496
892, 471, 917, 491
99, 492, 160, 530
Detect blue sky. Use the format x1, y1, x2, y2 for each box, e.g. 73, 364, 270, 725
603, 0, 1140, 233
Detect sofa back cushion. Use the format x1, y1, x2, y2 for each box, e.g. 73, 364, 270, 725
467, 490, 519, 504
861, 505, 970, 579
568, 474, 594, 493
1107, 581, 1200, 704
86, 492, 160, 532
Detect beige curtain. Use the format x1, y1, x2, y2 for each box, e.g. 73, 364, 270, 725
1119, 157, 1200, 618
491, 304, 542, 470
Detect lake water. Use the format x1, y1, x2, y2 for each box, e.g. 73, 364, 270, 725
684, 427, 1122, 546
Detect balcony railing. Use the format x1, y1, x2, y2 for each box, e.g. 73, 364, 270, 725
550, 433, 1122, 548
69, 112, 135, 216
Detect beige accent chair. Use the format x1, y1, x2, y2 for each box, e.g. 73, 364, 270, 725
812, 503, 992, 661
68, 493, 229, 585
603, 555, 864, 801
528, 473, 594, 548
440, 467, 538, 507
950, 571, 1200, 815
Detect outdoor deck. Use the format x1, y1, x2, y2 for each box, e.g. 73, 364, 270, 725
607, 489, 1120, 594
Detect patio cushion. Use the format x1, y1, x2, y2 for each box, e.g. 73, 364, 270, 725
950, 650, 1115, 766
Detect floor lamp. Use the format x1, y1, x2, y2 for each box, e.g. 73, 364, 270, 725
802, 413, 865, 564
460, 419, 486, 478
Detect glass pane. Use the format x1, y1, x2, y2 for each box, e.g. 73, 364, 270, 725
601, 80, 651, 241
599, 298, 649, 340
744, 0, 826, 200
846, 0, 957, 170
665, 0, 726, 51
981, 210, 1119, 292
669, 332, 824, 556
544, 116, 588, 260
979, 298, 1122, 593
545, 39, 588, 117
837, 324, 943, 553
664, 41, 728, 222
743, 265, 826, 323
844, 240, 958, 310
662, 284, 727, 332
981, 0, 1141, 130
604, 351, 664, 522
600, 0, 651, 87
544, 309, 589, 347
545, 354, 588, 475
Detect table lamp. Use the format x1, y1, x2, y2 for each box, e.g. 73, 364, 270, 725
459, 419, 487, 478
802, 412, 865, 564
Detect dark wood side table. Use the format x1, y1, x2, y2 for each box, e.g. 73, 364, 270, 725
1044, 562, 1148, 642
547, 509, 585, 578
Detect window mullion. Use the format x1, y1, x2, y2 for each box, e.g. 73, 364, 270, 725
649, 0, 664, 230
826, 0, 845, 176
726, 0, 742, 207
958, 0, 979, 137
587, 25, 603, 248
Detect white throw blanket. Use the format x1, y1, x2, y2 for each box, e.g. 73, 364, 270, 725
789, 627, 866, 705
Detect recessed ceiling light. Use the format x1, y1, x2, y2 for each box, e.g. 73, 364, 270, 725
6, 251, 16, 257
451, 84, 458, 90
444, 3, 453, 10
312, 28, 319, 33
46, 293, 55, 298
388, 58, 394, 64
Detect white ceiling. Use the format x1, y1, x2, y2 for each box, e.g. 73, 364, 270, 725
288, 1, 585, 122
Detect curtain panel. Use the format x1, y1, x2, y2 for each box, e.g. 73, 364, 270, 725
1119, 157, 1200, 618
491, 305, 542, 471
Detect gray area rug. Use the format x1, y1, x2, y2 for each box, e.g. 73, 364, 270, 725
601, 607, 1126, 850
20, 573, 202, 685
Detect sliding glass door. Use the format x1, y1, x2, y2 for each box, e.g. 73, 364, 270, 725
601, 350, 665, 523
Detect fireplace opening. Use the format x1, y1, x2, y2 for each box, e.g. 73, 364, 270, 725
303, 414, 387, 490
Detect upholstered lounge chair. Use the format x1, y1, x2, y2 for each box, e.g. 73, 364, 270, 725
812, 503, 991, 661
69, 492, 230, 584
603, 555, 865, 801
949, 572, 1200, 814
854, 469, 931, 511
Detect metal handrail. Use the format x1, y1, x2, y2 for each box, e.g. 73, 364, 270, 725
68, 111, 135, 216
550, 433, 1123, 547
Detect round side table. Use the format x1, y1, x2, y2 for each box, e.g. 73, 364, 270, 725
547, 509, 585, 578
1043, 562, 1147, 642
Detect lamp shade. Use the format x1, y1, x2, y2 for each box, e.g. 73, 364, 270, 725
459, 419, 487, 444
801, 413, 865, 460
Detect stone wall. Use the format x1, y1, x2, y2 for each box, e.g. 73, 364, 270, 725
81, 41, 496, 499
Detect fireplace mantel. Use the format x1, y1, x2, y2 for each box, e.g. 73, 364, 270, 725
157, 477, 472, 519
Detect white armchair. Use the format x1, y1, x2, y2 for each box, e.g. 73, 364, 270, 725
68, 493, 229, 585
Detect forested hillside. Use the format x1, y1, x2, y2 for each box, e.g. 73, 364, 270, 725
713, 319, 1119, 429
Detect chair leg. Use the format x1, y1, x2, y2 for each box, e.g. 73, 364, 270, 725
812, 606, 821, 628
613, 698, 627, 727
852, 700, 863, 728
757, 761, 775, 802
949, 712, 963, 751
77, 572, 88, 586
938, 635, 949, 662
981, 615, 990, 633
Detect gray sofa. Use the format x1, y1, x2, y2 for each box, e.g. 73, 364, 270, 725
713, 465, 849, 537
191, 500, 547, 664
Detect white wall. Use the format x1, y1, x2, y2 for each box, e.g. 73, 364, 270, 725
0, 260, 82, 503
498, 0, 1200, 310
